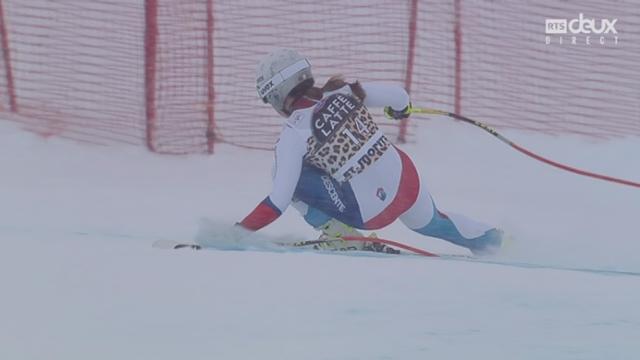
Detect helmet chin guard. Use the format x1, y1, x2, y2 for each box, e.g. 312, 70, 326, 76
256, 49, 314, 116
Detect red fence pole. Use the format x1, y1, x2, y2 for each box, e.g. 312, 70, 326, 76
398, 0, 419, 143
144, 0, 158, 152
0, 0, 17, 112
453, 0, 462, 115
206, 0, 216, 154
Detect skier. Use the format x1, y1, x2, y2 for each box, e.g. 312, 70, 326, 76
238, 49, 502, 255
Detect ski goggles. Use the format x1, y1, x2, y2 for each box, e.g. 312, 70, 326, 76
257, 58, 311, 103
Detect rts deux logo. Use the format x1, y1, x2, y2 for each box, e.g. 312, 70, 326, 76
545, 13, 619, 45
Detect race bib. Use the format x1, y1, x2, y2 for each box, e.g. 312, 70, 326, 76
305, 93, 390, 182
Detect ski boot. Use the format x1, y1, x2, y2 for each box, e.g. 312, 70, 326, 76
312, 219, 364, 251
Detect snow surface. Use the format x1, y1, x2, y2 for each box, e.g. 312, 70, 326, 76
1, 118, 639, 359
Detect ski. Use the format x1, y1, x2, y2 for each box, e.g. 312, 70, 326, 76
151, 236, 414, 255
151, 238, 640, 277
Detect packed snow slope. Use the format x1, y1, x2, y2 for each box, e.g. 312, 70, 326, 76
1, 117, 639, 360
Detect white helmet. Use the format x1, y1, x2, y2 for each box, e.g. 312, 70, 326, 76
256, 49, 314, 116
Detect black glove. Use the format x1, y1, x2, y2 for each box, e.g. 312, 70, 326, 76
383, 103, 412, 120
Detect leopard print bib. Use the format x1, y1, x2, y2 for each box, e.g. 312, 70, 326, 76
304, 93, 390, 183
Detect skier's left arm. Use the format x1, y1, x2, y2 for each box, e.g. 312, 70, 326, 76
239, 125, 305, 231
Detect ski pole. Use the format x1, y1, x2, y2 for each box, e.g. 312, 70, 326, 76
409, 107, 640, 189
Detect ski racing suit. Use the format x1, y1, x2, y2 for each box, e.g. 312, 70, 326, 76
240, 82, 501, 253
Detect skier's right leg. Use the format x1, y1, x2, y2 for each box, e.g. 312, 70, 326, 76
290, 163, 397, 253
399, 179, 503, 255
